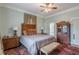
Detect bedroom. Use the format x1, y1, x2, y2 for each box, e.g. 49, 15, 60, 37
0, 3, 79, 55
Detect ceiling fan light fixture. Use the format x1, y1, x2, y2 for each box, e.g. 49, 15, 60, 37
48, 3, 53, 7
45, 8, 48, 12
40, 3, 58, 13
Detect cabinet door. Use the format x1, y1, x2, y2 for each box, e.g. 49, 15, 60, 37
9, 38, 18, 48
3, 39, 11, 50
62, 34, 70, 45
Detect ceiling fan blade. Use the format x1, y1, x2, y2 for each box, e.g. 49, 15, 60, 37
41, 9, 45, 12
40, 5, 45, 8
52, 7, 57, 9
40, 5, 45, 7
45, 3, 49, 5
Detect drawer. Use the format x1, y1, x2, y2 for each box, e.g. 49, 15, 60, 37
3, 37, 20, 50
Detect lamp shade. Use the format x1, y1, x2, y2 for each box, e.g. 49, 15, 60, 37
40, 27, 44, 30
40, 27, 44, 34
12, 26, 18, 36
13, 26, 18, 31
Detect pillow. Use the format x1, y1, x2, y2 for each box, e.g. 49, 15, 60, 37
23, 29, 36, 35
23, 30, 27, 35
27, 29, 36, 35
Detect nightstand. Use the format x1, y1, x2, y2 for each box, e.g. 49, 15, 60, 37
2, 37, 20, 50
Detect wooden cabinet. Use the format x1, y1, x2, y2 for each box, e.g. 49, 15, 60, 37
56, 21, 71, 45
2, 37, 20, 50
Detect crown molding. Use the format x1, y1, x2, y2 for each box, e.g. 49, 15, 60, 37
47, 6, 79, 18
1, 4, 79, 19
3, 5, 44, 18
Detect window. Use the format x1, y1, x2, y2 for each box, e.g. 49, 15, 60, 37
50, 23, 55, 36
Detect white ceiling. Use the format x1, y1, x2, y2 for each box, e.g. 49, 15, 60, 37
0, 3, 79, 17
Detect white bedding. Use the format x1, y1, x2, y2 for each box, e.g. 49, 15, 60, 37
20, 34, 55, 55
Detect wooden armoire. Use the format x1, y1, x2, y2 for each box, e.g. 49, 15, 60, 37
56, 21, 71, 45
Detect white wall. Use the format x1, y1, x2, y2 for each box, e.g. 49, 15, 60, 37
0, 8, 2, 33
71, 18, 79, 45
37, 17, 45, 33
0, 7, 4, 35
0, 7, 24, 36
0, 7, 5, 54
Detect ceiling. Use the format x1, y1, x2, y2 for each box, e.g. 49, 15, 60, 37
0, 3, 79, 17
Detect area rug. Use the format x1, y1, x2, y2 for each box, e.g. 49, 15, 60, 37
4, 45, 30, 55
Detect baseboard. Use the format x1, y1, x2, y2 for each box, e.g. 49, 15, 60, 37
71, 44, 79, 48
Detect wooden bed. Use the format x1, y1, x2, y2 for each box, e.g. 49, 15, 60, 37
21, 24, 55, 55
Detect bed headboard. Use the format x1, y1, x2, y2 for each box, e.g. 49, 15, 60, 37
22, 24, 37, 35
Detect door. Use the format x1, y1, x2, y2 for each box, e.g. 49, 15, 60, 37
71, 19, 79, 45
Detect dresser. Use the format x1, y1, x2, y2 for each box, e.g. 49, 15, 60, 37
2, 37, 20, 50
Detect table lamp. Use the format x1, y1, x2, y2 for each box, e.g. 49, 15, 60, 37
13, 26, 18, 36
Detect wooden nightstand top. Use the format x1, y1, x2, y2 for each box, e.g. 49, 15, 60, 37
2, 36, 19, 40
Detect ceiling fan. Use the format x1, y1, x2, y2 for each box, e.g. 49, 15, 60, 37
40, 3, 58, 12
